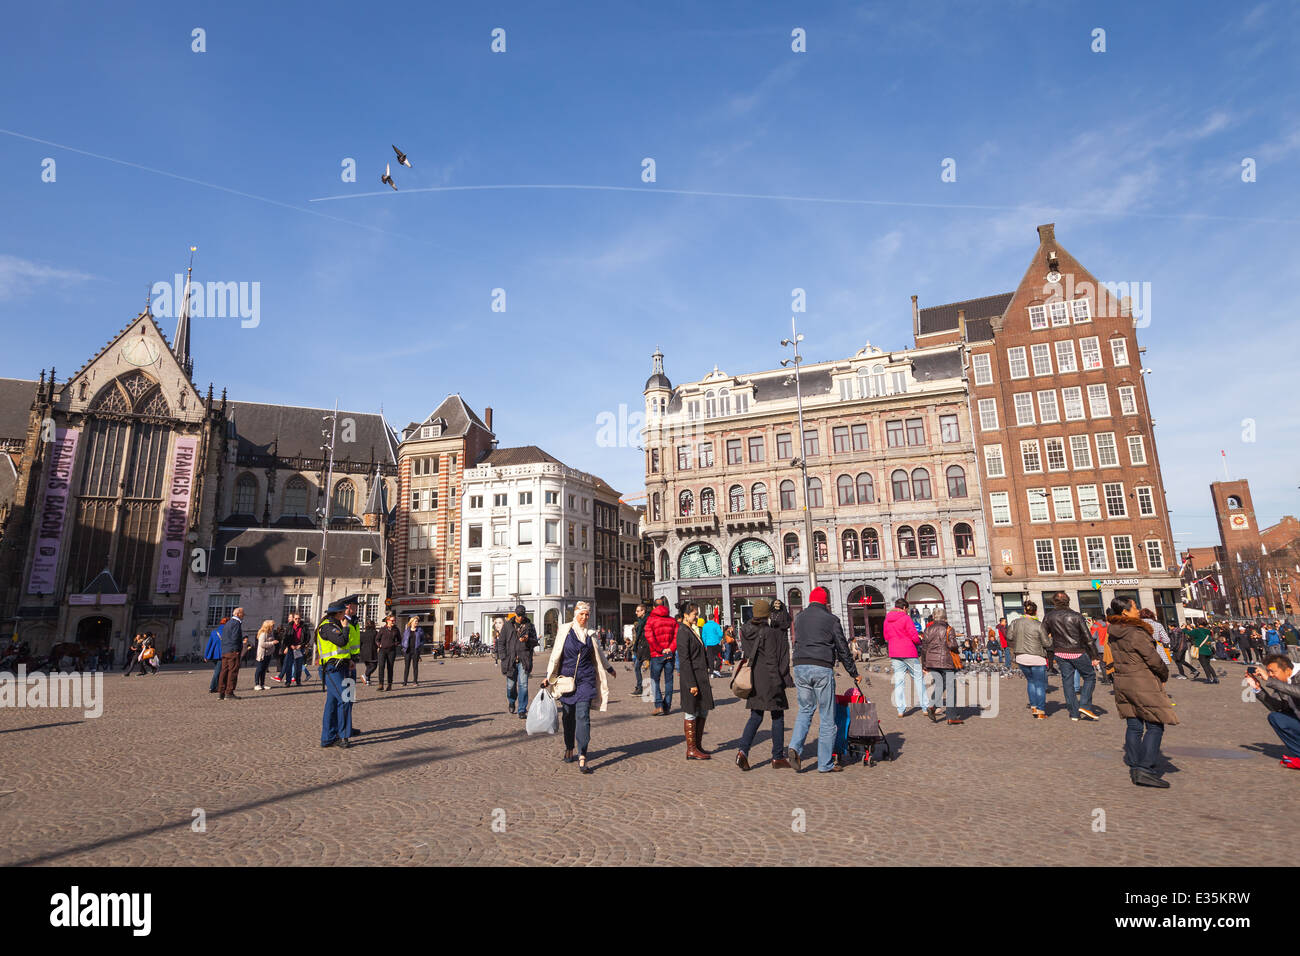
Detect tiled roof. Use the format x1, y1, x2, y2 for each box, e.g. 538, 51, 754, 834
480, 445, 564, 468
911, 349, 964, 381
226, 401, 397, 463
0, 378, 36, 441
213, 527, 381, 579
917, 292, 1013, 335
404, 394, 492, 441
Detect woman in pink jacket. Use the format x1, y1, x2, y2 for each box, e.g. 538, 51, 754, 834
884, 599, 927, 717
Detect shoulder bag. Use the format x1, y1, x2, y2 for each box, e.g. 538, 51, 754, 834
549, 629, 583, 698
946, 626, 964, 671
730, 636, 756, 699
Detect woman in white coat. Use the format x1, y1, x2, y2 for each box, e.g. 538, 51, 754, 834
541, 602, 616, 774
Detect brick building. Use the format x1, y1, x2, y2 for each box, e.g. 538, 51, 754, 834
1208, 479, 1298, 619
935, 223, 1182, 626
393, 396, 495, 646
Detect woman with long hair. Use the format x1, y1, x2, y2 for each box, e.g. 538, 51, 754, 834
1109, 596, 1177, 787
1009, 601, 1052, 718
253, 620, 278, 690
676, 600, 716, 760
541, 601, 616, 774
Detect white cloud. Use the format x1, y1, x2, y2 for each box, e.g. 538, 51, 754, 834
0, 255, 95, 300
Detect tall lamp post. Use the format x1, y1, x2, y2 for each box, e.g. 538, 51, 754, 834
781, 319, 817, 594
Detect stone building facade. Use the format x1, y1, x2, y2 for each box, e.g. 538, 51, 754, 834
641, 345, 995, 640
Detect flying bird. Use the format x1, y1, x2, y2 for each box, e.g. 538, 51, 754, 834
392, 144, 412, 168
381, 163, 397, 191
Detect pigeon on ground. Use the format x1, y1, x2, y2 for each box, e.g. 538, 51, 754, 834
392, 144, 412, 167
381, 163, 397, 190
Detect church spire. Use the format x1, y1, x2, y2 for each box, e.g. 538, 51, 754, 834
173, 245, 196, 379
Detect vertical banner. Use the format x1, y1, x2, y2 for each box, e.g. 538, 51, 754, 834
156, 435, 198, 594
27, 428, 81, 594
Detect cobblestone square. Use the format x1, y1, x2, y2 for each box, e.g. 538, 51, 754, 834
0, 656, 1292, 867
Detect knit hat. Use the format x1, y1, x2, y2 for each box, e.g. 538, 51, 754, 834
514, 604, 527, 617
752, 598, 771, 619
810, 586, 830, 605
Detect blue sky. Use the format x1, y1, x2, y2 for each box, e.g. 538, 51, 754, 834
1, 0, 1298, 549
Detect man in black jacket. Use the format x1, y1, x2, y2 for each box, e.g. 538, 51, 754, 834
1043, 592, 1101, 721
1244, 654, 1300, 769
786, 587, 859, 773
631, 604, 649, 697
500, 605, 539, 719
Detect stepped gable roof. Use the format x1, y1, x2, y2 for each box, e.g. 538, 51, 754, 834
213, 526, 379, 579
917, 292, 1013, 335
226, 401, 398, 463
0, 378, 37, 441
479, 445, 564, 468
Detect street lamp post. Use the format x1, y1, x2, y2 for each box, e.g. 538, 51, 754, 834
313, 401, 339, 663
781, 319, 817, 594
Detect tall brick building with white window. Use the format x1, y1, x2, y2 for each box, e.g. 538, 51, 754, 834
918, 223, 1181, 626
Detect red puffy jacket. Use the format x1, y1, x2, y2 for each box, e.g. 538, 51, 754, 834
644, 605, 678, 657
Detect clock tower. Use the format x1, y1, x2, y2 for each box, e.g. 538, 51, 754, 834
1211, 479, 1265, 616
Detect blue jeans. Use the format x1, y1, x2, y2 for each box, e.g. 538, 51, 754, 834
1057, 655, 1096, 717
739, 709, 786, 762
650, 655, 675, 710
788, 664, 837, 772
1268, 711, 1300, 759
1124, 717, 1164, 772
208, 660, 221, 692
321, 662, 353, 745
1000, 645, 1013, 668
506, 661, 529, 715
561, 699, 592, 756
890, 658, 927, 714
631, 653, 645, 694
1020, 664, 1047, 710
254, 658, 271, 686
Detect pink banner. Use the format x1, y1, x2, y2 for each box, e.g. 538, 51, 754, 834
156, 435, 199, 594
27, 427, 81, 594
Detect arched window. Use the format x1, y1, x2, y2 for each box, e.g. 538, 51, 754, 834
837, 474, 855, 506
730, 538, 776, 575
719, 387, 730, 416
728, 484, 745, 512
783, 532, 801, 564
862, 527, 881, 559
911, 468, 932, 500
651, 492, 661, 522
779, 480, 796, 510
282, 475, 309, 516
699, 487, 715, 515
1227, 496, 1242, 510
891, 469, 910, 501
872, 365, 887, 396
813, 530, 828, 562
856, 367, 871, 397
331, 478, 355, 517
954, 522, 975, 556
856, 472, 875, 504
897, 525, 917, 558
807, 477, 824, 508
234, 473, 257, 515
751, 482, 768, 510
705, 390, 717, 418
660, 549, 671, 581
678, 490, 694, 517
919, 524, 939, 557
842, 528, 860, 561
946, 465, 967, 498
787, 588, 803, 611
679, 542, 722, 578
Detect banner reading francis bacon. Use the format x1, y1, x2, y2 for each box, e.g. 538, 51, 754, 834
156, 435, 198, 594
27, 427, 81, 594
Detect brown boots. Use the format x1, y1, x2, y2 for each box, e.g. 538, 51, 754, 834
684, 717, 711, 760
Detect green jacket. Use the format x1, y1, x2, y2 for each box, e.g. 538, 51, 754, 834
1189, 627, 1215, 657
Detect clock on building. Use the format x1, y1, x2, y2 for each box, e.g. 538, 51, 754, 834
1229, 514, 1249, 531
121, 336, 161, 367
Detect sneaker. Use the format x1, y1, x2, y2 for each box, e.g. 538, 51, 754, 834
218, 695, 225, 700
1281, 756, 1300, 770
1078, 707, 1100, 721
271, 676, 282, 683
1070, 716, 1079, 722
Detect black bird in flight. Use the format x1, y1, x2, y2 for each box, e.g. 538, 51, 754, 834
381, 162, 397, 191
392, 145, 412, 168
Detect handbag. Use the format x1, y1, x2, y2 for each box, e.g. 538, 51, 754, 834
730, 650, 755, 699
549, 628, 583, 698
947, 629, 964, 671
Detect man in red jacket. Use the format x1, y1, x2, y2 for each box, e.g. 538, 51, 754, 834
644, 598, 679, 716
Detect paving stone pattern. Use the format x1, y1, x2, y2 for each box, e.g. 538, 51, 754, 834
0, 657, 1291, 866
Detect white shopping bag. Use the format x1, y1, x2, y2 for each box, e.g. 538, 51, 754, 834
525, 688, 558, 735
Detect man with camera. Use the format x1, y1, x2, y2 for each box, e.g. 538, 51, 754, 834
1244, 653, 1300, 770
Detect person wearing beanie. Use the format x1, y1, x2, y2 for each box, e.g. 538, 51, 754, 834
786, 586, 859, 773
500, 605, 539, 720
735, 598, 794, 770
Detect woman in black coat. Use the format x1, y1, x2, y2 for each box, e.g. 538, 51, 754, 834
735, 599, 793, 770
359, 622, 378, 685
676, 601, 715, 760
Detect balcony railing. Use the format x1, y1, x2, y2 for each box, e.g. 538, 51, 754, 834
673, 513, 719, 533
724, 509, 772, 529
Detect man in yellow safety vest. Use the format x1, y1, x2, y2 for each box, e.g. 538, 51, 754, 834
318, 596, 361, 748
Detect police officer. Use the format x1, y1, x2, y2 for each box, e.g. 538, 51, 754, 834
318, 597, 360, 748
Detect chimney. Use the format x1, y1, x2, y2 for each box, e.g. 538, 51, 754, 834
910, 294, 919, 336
485, 406, 494, 433
957, 309, 966, 342
1036, 222, 1056, 244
